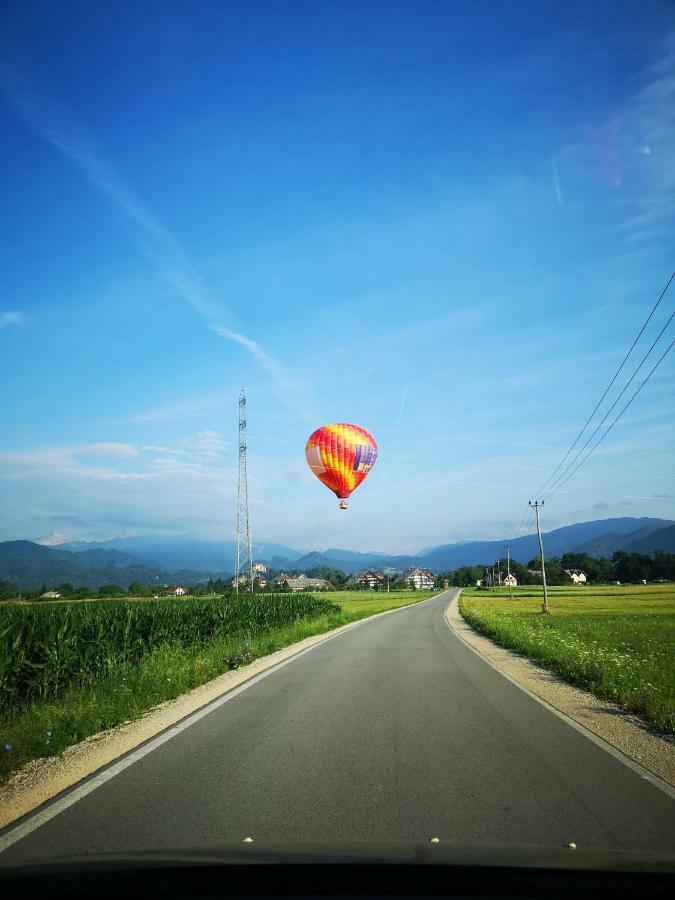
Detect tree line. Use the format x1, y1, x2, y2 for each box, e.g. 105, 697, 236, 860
440, 549, 675, 588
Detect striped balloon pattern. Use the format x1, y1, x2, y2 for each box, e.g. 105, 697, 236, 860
305, 423, 378, 506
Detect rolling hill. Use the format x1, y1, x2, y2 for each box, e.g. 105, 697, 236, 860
0, 541, 230, 591
3, 517, 672, 589
623, 523, 675, 555
61, 537, 302, 572
573, 523, 673, 558
417, 517, 673, 570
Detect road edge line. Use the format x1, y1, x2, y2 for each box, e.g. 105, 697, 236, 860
444, 593, 675, 800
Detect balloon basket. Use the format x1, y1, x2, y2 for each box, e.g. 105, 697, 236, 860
338, 500, 349, 510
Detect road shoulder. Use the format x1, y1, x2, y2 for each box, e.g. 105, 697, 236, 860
445, 593, 675, 789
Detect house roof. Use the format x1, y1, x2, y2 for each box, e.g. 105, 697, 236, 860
401, 566, 435, 577
348, 569, 386, 582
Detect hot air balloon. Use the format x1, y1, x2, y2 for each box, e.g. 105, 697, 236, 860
305, 423, 378, 509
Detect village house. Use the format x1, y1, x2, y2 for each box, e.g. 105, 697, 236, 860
564, 569, 587, 584
40, 590, 61, 599
253, 561, 268, 575
476, 572, 518, 588
274, 572, 293, 587
396, 566, 436, 589
347, 569, 387, 590
277, 573, 334, 592
169, 585, 188, 596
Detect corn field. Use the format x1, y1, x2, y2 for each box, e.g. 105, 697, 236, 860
0, 594, 338, 709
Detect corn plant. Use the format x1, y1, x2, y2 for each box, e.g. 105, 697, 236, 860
0, 593, 338, 709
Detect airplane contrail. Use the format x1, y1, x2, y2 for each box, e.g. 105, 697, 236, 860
2, 73, 299, 405
551, 156, 564, 208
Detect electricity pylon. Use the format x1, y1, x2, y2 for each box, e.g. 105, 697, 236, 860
235, 389, 254, 594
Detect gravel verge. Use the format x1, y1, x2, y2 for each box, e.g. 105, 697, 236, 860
447, 593, 675, 788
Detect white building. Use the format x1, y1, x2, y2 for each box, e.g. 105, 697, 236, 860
40, 591, 61, 599
564, 569, 587, 585
253, 561, 268, 575
170, 586, 188, 596
503, 573, 518, 587
397, 566, 436, 589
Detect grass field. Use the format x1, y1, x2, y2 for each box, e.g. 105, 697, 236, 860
459, 584, 675, 734
0, 589, 435, 782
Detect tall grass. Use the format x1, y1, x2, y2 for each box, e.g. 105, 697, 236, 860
0, 594, 338, 710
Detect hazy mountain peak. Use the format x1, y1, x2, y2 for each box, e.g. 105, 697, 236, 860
35, 532, 75, 546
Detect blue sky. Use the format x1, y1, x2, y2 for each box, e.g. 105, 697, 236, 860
1, 0, 674, 553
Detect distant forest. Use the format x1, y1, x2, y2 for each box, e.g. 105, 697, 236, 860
441, 550, 675, 588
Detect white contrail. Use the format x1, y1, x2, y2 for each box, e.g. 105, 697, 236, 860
551, 156, 564, 208
2, 74, 297, 401
382, 379, 411, 475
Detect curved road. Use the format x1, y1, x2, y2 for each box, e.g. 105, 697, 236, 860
1, 591, 673, 863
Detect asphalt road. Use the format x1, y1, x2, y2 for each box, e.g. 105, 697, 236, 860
1, 591, 673, 864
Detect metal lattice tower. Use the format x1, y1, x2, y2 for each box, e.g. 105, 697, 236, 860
235, 389, 254, 594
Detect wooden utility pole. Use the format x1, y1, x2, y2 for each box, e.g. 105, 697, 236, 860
529, 501, 549, 614
505, 544, 513, 600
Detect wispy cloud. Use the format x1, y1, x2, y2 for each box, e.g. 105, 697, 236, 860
1, 74, 299, 405
0, 433, 240, 540
76, 442, 139, 458
0, 310, 23, 328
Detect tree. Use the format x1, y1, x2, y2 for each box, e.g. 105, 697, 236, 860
0, 580, 18, 601
128, 581, 152, 597
652, 549, 675, 581
527, 556, 565, 586
306, 565, 348, 586
586, 556, 613, 583
612, 551, 652, 583
98, 583, 124, 597
451, 566, 484, 587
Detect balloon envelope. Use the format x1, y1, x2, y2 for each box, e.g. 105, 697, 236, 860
305, 423, 378, 507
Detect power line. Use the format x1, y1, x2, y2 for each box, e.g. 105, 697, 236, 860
543, 335, 675, 500
541, 311, 673, 499
535, 270, 674, 496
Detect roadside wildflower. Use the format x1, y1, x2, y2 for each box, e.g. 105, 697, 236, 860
4, 743, 12, 751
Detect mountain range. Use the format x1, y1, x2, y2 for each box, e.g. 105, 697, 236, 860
0, 541, 230, 591
1, 517, 673, 590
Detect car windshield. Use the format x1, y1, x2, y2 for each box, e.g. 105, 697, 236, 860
0, 0, 674, 873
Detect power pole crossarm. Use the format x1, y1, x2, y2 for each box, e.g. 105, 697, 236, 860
529, 501, 549, 614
